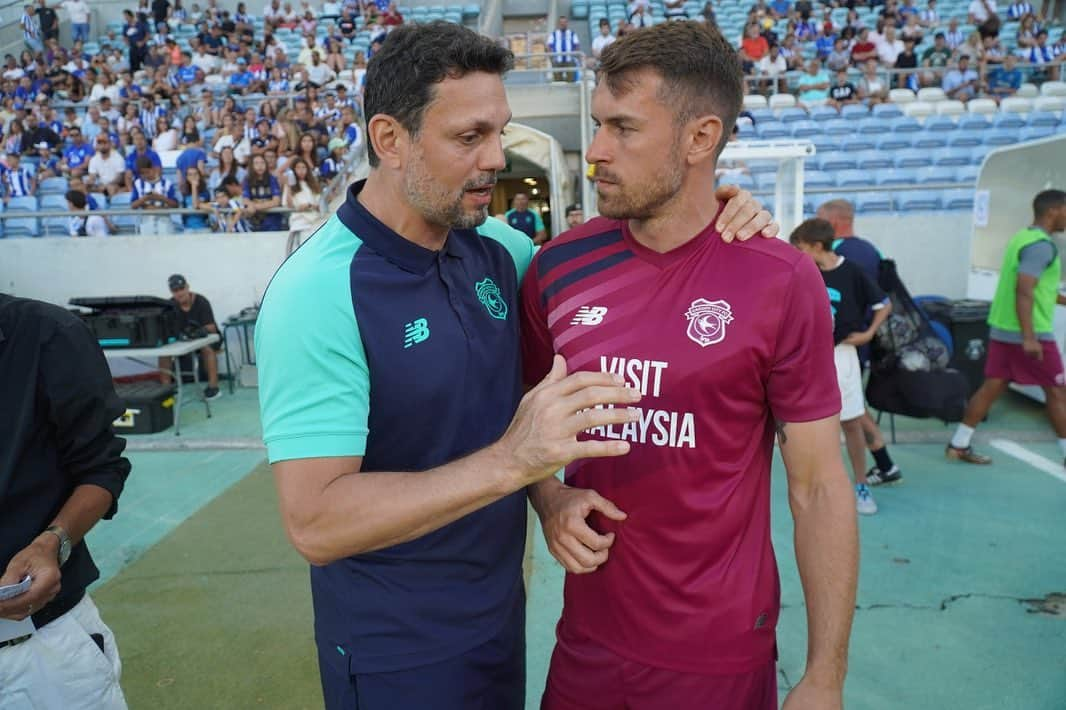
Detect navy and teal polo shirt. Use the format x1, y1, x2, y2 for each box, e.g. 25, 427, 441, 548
255, 180, 536, 674
505, 207, 544, 240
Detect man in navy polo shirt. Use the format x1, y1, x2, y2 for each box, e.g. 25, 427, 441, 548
255, 21, 775, 710
505, 191, 547, 244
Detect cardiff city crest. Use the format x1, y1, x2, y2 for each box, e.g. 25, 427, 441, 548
475, 277, 508, 320
684, 298, 734, 347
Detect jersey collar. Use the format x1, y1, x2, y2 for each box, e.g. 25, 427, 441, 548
337, 179, 463, 275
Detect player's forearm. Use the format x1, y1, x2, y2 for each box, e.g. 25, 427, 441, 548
867, 301, 891, 335
790, 468, 857, 689
527, 475, 565, 518
1016, 288, 1036, 339
289, 445, 524, 564
44, 484, 114, 548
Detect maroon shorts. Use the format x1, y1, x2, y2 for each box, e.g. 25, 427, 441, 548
541, 626, 778, 710
984, 340, 1066, 387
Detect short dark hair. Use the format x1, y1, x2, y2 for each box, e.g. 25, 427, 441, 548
362, 21, 514, 167
934, 31, 945, 39
789, 218, 835, 251
596, 21, 743, 156
65, 189, 86, 208
1033, 189, 1066, 219
136, 155, 155, 171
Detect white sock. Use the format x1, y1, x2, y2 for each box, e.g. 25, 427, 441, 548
951, 424, 975, 449
1058, 439, 1066, 459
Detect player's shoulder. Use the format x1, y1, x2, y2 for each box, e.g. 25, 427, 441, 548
261, 214, 360, 315
536, 216, 622, 256
729, 234, 809, 273
475, 216, 536, 281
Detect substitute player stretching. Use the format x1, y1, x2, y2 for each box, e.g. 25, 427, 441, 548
791, 218, 892, 515
948, 189, 1066, 464
522, 22, 858, 710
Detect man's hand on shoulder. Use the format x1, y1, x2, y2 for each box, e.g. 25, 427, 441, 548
714, 183, 779, 242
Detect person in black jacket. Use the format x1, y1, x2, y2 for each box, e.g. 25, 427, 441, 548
0, 293, 131, 708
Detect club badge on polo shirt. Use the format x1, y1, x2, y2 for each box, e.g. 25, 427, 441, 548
475, 277, 508, 320
684, 298, 734, 347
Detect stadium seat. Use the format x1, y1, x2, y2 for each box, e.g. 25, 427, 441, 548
810, 135, 840, 154
934, 147, 973, 166
836, 169, 875, 188
840, 104, 869, 120
109, 193, 137, 235
1000, 97, 1033, 114
901, 101, 933, 120
916, 87, 947, 102
808, 105, 838, 122
4, 197, 40, 237
754, 172, 777, 191
923, 114, 957, 132
842, 136, 876, 152
722, 173, 756, 190
822, 118, 852, 136
1020, 126, 1056, 141
790, 120, 822, 137
966, 98, 998, 115
888, 88, 916, 104
855, 192, 894, 213
748, 107, 775, 124
38, 177, 68, 195
896, 190, 942, 211
958, 114, 992, 131
855, 117, 886, 134
891, 116, 923, 133
778, 107, 808, 123
957, 165, 980, 183
1016, 82, 1040, 98
768, 93, 797, 110
934, 100, 966, 116
818, 154, 858, 171
803, 170, 836, 189
948, 131, 984, 147
1040, 80, 1066, 97
872, 103, 904, 119
743, 94, 768, 110
941, 188, 975, 210
757, 122, 790, 139
855, 150, 892, 170
916, 166, 957, 184
984, 129, 1019, 147
1033, 96, 1066, 113
912, 133, 949, 150
40, 194, 67, 236
878, 168, 919, 186
894, 149, 933, 169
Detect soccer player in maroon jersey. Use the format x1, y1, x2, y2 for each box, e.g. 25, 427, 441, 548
521, 22, 859, 710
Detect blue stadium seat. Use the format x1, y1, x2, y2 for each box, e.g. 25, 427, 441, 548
809, 105, 839, 122
877, 134, 912, 151
894, 149, 933, 169
571, 2, 589, 18
748, 160, 779, 175
872, 103, 904, 120
957, 165, 980, 183
984, 129, 1019, 147
722, 173, 756, 190
890, 117, 923, 133
841, 104, 868, 120
790, 120, 822, 137
896, 190, 942, 211
855, 117, 885, 134
958, 115, 991, 131
916, 166, 956, 184
40, 194, 67, 236
758, 123, 790, 139
923, 115, 958, 133
804, 170, 836, 189
970, 145, 990, 165
778, 107, 809, 124
822, 119, 852, 136
38, 176, 68, 195
912, 133, 949, 150
109, 193, 137, 235
818, 154, 857, 171
855, 150, 893, 170
1027, 111, 1061, 128
749, 107, 775, 124
4, 196, 40, 237
810, 135, 840, 154
842, 136, 876, 152
855, 192, 894, 213
948, 131, 984, 148
941, 188, 975, 210
754, 172, 777, 191
1021, 126, 1056, 141
994, 113, 1026, 130
836, 169, 875, 187
877, 168, 919, 186
934, 147, 973, 166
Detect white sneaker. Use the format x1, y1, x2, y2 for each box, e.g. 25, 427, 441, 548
855, 484, 878, 515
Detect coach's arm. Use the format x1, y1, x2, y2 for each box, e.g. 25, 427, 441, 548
777, 416, 858, 710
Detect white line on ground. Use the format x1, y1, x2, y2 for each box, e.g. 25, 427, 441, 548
988, 438, 1066, 484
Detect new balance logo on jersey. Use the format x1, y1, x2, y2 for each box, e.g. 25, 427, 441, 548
571, 306, 608, 326
403, 318, 430, 348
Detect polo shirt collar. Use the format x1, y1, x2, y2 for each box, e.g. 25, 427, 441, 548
337, 179, 463, 274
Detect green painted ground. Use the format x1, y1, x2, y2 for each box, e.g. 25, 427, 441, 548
86, 389, 1066, 709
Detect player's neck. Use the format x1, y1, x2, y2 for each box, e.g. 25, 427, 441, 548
358, 172, 450, 251
627, 187, 719, 254
815, 252, 842, 270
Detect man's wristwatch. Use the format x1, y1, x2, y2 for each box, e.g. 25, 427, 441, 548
41, 525, 71, 567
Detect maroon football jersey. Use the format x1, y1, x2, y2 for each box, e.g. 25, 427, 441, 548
521, 216, 840, 675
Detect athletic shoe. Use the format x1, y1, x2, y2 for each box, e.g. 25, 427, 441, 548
855, 484, 878, 515
204, 386, 222, 401
945, 445, 991, 464
866, 465, 903, 486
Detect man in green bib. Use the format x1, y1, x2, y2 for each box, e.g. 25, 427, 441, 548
948, 190, 1066, 464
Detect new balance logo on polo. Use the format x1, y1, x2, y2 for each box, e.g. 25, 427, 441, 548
403, 318, 430, 348
571, 306, 608, 326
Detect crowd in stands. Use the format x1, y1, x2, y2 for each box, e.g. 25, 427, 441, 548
6, 0, 379, 236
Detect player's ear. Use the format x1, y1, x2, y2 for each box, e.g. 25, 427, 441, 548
685, 114, 723, 168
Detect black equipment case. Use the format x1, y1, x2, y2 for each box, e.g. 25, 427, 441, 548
112, 382, 177, 434
69, 296, 179, 349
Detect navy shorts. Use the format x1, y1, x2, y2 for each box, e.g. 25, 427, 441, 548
318, 597, 525, 710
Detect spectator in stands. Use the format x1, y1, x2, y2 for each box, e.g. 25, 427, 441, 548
86, 135, 126, 197
969, 0, 1000, 37
828, 68, 860, 109
131, 154, 178, 235
815, 25, 836, 59
547, 15, 580, 82
663, 0, 686, 20
943, 54, 979, 100
242, 152, 283, 231
60, 125, 93, 177
858, 57, 889, 103
919, 0, 940, 27
506, 193, 546, 244
22, 5, 43, 56
944, 17, 965, 48
875, 24, 904, 67
851, 27, 879, 64
62, 0, 91, 43
1007, 0, 1034, 19
796, 57, 831, 107
591, 18, 616, 65
34, 140, 59, 178
180, 165, 212, 232
757, 44, 789, 93
122, 9, 150, 72
628, 1, 654, 28
895, 36, 920, 88
2, 152, 35, 203
826, 36, 852, 72
381, 1, 403, 26
983, 33, 1006, 65
4, 118, 27, 155
125, 128, 162, 188
739, 23, 769, 74
263, 0, 282, 30
35, 0, 58, 42
955, 30, 985, 62
153, 116, 179, 151
212, 121, 250, 165
283, 156, 322, 242
921, 31, 952, 85
565, 204, 584, 229
305, 52, 336, 88
66, 189, 109, 235
986, 53, 1022, 100
901, 13, 924, 43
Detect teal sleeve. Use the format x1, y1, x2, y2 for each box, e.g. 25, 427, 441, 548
533, 211, 545, 232
254, 218, 371, 463
478, 216, 536, 283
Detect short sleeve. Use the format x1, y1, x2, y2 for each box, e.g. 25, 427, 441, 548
857, 268, 887, 310
1018, 240, 1056, 278
766, 259, 842, 423
255, 224, 371, 463
520, 252, 556, 388
477, 216, 537, 283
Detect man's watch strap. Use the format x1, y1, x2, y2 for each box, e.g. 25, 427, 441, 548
42, 525, 71, 566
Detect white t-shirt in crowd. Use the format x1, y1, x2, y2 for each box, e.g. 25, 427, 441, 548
591, 33, 615, 58
62, 0, 90, 24
968, 0, 997, 22
88, 151, 126, 186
